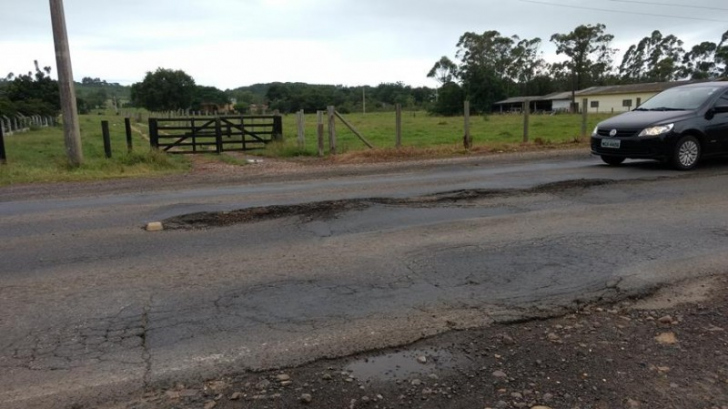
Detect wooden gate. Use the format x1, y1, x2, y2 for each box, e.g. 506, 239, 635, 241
148, 115, 283, 154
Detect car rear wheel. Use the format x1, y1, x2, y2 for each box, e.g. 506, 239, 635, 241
601, 156, 626, 166
671, 135, 701, 170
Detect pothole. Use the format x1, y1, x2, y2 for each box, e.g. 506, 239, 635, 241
344, 347, 467, 382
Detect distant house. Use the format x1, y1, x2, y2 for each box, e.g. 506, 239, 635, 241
544, 91, 573, 112
493, 81, 703, 114
493, 91, 589, 113
198, 102, 234, 114
492, 96, 553, 113
576, 81, 695, 114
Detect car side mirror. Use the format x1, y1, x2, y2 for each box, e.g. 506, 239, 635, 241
714, 105, 728, 114
706, 104, 728, 120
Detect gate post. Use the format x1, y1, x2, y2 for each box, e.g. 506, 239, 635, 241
214, 117, 223, 154
273, 114, 283, 142
149, 118, 159, 149
0, 120, 6, 164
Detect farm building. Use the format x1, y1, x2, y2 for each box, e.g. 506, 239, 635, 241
492, 95, 554, 113
492, 91, 598, 113
576, 81, 695, 113
494, 80, 706, 114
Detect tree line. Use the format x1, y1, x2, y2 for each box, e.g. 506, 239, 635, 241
429, 24, 728, 115
2, 24, 725, 118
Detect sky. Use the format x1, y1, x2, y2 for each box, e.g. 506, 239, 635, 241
1, 0, 727, 90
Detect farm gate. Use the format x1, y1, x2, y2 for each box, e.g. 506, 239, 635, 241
148, 116, 283, 154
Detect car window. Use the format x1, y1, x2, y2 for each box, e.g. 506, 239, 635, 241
640, 86, 724, 110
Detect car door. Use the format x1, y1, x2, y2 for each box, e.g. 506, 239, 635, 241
707, 90, 728, 152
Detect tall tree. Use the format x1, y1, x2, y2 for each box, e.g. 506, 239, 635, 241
191, 86, 230, 111
682, 30, 728, 79
550, 24, 616, 105
619, 30, 685, 82
130, 68, 196, 111
453, 30, 543, 111
427, 56, 458, 85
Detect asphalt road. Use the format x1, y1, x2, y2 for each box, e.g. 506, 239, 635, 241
2, 154, 728, 408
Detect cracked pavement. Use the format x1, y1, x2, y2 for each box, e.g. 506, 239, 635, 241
2, 154, 728, 408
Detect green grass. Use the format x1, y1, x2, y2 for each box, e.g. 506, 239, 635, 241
0, 114, 190, 186
268, 111, 616, 157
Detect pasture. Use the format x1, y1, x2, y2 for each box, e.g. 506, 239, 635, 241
272, 111, 615, 157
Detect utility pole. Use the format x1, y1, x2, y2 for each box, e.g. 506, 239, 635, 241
50, 0, 83, 166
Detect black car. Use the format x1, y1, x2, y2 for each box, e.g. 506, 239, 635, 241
591, 81, 728, 170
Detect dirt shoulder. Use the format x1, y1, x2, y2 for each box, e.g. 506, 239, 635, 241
108, 276, 728, 409
0, 148, 590, 202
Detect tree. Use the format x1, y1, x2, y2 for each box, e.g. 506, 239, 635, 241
1, 61, 60, 117
191, 86, 229, 111
451, 30, 544, 112
429, 82, 464, 116
619, 30, 685, 83
550, 24, 616, 103
427, 56, 458, 85
681, 30, 728, 80
130, 68, 196, 111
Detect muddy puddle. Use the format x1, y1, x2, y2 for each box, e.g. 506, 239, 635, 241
344, 347, 468, 382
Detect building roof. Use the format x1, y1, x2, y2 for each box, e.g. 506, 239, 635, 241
493, 80, 719, 106
543, 91, 573, 100
493, 96, 545, 105
575, 81, 695, 96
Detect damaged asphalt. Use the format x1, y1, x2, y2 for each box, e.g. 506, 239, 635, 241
2, 155, 728, 408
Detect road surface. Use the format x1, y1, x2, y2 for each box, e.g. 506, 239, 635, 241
2, 153, 728, 408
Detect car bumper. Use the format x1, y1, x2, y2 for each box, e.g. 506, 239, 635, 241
590, 134, 674, 159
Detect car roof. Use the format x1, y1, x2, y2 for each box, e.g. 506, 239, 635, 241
677, 81, 728, 89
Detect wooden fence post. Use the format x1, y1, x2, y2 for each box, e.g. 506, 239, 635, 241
0, 121, 6, 165
149, 118, 159, 149
395, 104, 402, 148
124, 117, 133, 152
327, 106, 337, 155
317, 111, 325, 157
463, 101, 472, 149
214, 117, 223, 154
101, 120, 112, 159
273, 114, 283, 142
297, 109, 305, 149
581, 98, 589, 140
523, 99, 530, 143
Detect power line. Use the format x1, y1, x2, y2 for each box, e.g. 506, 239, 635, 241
606, 0, 728, 12
518, 0, 728, 23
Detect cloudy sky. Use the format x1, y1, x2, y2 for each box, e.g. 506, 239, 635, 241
1, 0, 726, 90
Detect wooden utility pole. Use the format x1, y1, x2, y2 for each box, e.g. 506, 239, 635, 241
50, 0, 83, 166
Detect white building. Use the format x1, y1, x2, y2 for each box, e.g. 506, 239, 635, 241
576, 81, 693, 114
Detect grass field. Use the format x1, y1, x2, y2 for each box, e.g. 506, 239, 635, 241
269, 111, 615, 157
0, 114, 190, 186
0, 111, 615, 186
